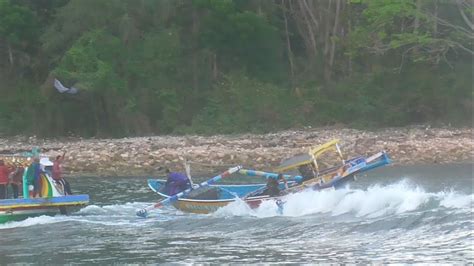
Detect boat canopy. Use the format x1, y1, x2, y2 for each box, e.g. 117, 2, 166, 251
0, 155, 52, 168
274, 139, 344, 173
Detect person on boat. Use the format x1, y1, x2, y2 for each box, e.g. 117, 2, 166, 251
8, 165, 23, 199
161, 167, 191, 195
0, 160, 11, 199
298, 162, 318, 182
27, 157, 43, 198
264, 174, 287, 197
52, 151, 72, 195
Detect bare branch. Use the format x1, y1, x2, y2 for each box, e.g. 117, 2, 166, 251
456, 0, 474, 31
425, 8, 474, 38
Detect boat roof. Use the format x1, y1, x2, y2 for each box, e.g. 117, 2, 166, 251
274, 139, 341, 173
309, 139, 340, 158
0, 154, 51, 167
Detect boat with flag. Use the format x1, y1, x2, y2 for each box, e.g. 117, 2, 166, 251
0, 154, 89, 224
139, 139, 391, 216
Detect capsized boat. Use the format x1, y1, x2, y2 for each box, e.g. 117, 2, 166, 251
0, 155, 89, 224
146, 139, 391, 214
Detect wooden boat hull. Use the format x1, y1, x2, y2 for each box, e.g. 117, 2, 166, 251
0, 195, 89, 224
147, 151, 391, 214
172, 199, 234, 214
149, 180, 273, 214
171, 196, 273, 214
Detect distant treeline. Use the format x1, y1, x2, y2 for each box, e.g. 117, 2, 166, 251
0, 0, 472, 137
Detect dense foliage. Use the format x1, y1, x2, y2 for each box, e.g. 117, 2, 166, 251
0, 0, 472, 137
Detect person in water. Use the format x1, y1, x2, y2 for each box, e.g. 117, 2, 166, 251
161, 167, 191, 195
52, 151, 72, 195
264, 174, 288, 197
0, 160, 11, 199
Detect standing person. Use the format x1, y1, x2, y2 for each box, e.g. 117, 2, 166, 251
31, 157, 43, 198
264, 174, 288, 197
161, 167, 191, 195
277, 173, 289, 190
0, 160, 10, 199
52, 151, 72, 195
264, 177, 280, 197
9, 165, 23, 199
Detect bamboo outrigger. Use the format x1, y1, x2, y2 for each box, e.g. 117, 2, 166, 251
142, 140, 391, 215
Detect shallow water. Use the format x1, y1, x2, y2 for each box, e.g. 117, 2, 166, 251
0, 164, 472, 264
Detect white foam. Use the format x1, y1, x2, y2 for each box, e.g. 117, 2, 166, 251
438, 190, 473, 209
214, 198, 279, 218
0, 215, 70, 230
330, 180, 431, 218
77, 202, 147, 215
213, 179, 473, 219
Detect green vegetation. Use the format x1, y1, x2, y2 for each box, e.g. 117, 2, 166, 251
0, 0, 472, 137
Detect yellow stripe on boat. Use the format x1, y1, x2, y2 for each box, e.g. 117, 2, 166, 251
40, 174, 53, 198
173, 200, 230, 214
0, 201, 88, 210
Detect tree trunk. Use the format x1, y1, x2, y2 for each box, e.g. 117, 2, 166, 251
7, 42, 13, 67
212, 53, 218, 81
257, 0, 263, 16
414, 0, 421, 34
328, 0, 341, 82
323, 0, 333, 59
457, 0, 474, 30
412, 0, 422, 55
298, 0, 318, 57
433, 0, 438, 36
99, 95, 109, 134
302, 0, 320, 32
348, 1, 353, 77
282, 0, 295, 87
192, 6, 199, 92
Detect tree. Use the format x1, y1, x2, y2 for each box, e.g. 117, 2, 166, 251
350, 0, 473, 69
0, 0, 38, 70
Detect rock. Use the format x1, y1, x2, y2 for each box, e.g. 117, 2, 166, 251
0, 126, 471, 176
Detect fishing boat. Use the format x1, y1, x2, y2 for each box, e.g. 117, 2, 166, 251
142, 139, 391, 215
148, 179, 297, 214
0, 155, 89, 224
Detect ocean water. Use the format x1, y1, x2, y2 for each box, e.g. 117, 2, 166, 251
0, 164, 472, 264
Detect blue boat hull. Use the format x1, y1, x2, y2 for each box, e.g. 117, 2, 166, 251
0, 195, 90, 223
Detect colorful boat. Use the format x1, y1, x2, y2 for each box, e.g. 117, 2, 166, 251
146, 139, 391, 214
148, 180, 292, 214
0, 195, 89, 223
0, 155, 89, 224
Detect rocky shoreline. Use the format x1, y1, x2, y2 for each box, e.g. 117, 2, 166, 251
0, 126, 472, 177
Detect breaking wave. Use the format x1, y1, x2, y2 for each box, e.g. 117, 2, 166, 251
2, 180, 472, 230
0, 202, 161, 229
0, 215, 71, 230
214, 179, 473, 218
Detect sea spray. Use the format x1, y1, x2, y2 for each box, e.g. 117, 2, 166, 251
213, 179, 473, 219
438, 190, 473, 209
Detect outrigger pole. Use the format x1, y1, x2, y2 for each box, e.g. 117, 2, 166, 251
136, 165, 242, 218
238, 169, 302, 180
183, 157, 194, 187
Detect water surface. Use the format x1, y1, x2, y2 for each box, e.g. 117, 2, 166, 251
0, 164, 472, 264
